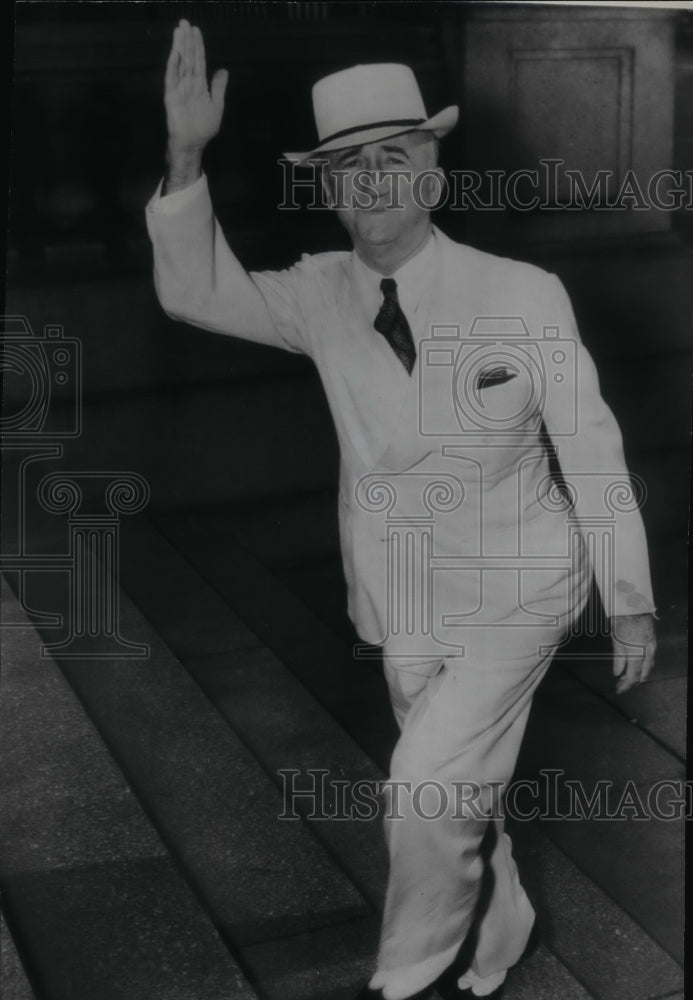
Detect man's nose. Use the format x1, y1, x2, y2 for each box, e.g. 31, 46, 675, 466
356, 167, 389, 199
365, 168, 392, 193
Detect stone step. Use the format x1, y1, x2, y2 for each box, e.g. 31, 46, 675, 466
1, 912, 37, 1000
151, 507, 399, 767
509, 822, 683, 1000
517, 662, 686, 966
0, 577, 258, 1000
217, 489, 341, 572
10, 572, 369, 950
240, 919, 597, 1000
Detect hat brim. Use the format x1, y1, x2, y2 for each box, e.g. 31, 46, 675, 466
283, 104, 459, 164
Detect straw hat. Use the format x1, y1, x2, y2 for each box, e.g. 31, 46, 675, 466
283, 63, 458, 164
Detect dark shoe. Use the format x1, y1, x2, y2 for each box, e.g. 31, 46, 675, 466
435, 975, 505, 999
434, 919, 540, 999
355, 922, 540, 1000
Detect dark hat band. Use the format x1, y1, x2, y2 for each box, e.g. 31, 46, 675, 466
317, 117, 427, 149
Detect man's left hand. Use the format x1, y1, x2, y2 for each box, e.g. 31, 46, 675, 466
611, 613, 657, 694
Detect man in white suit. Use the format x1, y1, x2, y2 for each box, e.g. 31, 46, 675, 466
146, 20, 656, 1000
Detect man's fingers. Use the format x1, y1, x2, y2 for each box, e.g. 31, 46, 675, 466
612, 638, 629, 675
193, 25, 206, 81
614, 657, 641, 694
165, 36, 181, 92
640, 642, 656, 683
612, 657, 627, 679
182, 19, 194, 77
613, 641, 655, 694
170, 22, 182, 57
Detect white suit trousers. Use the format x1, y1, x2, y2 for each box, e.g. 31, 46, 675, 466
368, 625, 569, 1000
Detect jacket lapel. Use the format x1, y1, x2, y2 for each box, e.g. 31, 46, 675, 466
331, 253, 418, 470
377, 229, 475, 470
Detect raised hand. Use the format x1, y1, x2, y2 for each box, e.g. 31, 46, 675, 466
165, 19, 228, 154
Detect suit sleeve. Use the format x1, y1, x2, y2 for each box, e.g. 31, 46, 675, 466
541, 275, 656, 619
145, 174, 308, 354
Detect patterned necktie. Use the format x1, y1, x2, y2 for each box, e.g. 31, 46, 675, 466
373, 277, 417, 374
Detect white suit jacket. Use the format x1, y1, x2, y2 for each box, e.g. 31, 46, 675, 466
146, 176, 655, 650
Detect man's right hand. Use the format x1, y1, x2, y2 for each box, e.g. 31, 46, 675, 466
163, 19, 228, 194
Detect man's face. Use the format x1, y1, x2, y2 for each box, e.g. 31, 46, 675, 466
322, 131, 441, 250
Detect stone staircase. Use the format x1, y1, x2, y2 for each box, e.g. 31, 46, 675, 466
1, 496, 685, 1000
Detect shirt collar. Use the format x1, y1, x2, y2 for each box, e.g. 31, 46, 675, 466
351, 229, 438, 328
